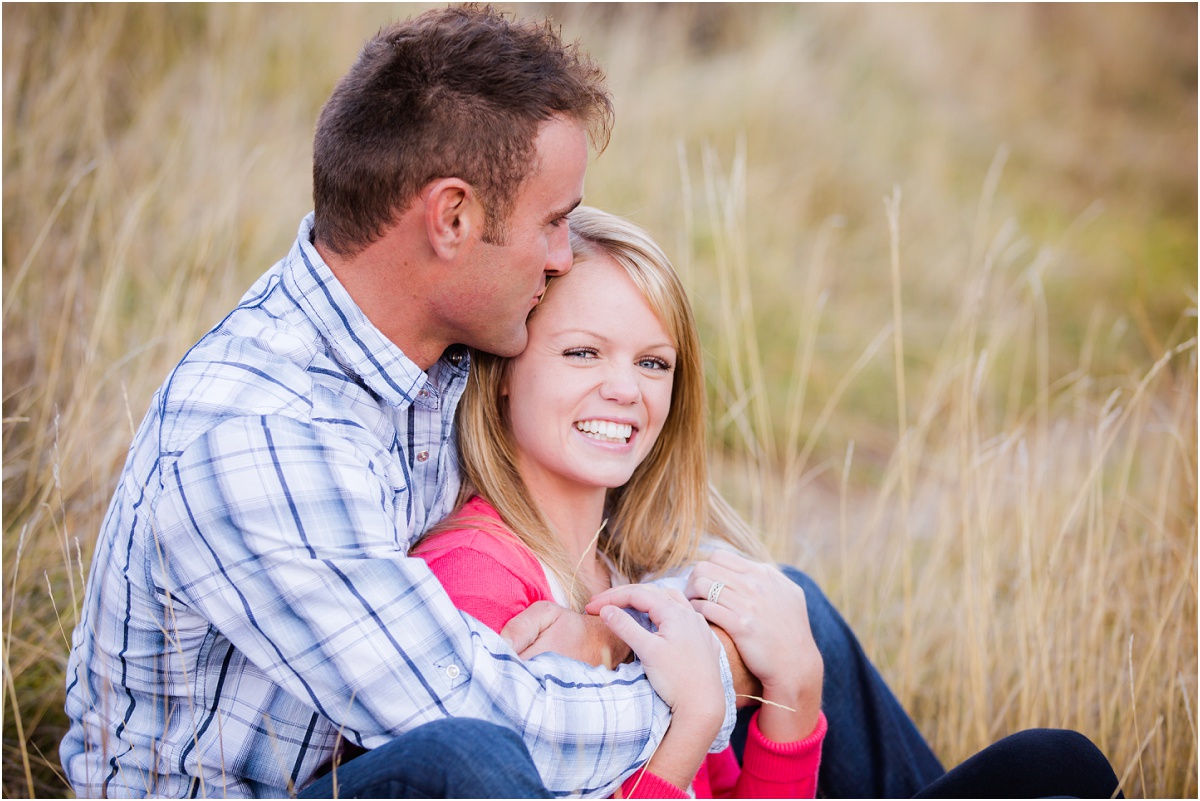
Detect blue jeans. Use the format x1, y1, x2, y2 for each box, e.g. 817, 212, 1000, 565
728, 567, 946, 797
297, 718, 550, 798
914, 728, 1120, 798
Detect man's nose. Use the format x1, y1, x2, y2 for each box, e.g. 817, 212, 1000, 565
546, 223, 572, 276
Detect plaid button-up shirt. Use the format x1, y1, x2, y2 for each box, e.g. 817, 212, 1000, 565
61, 214, 734, 798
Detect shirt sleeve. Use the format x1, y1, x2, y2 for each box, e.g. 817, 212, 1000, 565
155, 413, 673, 796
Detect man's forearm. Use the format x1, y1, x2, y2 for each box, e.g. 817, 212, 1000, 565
711, 623, 763, 707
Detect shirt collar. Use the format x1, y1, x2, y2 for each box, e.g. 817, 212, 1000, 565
283, 213, 444, 408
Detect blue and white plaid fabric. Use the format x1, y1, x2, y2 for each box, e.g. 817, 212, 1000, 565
61, 214, 735, 798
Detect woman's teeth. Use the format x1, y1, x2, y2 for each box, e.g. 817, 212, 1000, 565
575, 420, 633, 443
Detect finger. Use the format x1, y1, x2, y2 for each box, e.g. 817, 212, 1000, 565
686, 569, 738, 603
586, 584, 688, 626
500, 600, 559, 653
691, 598, 741, 634
598, 604, 659, 657
684, 563, 727, 599
707, 548, 757, 573
684, 565, 710, 600
585, 584, 664, 614
519, 641, 549, 660
664, 587, 690, 606
703, 582, 741, 613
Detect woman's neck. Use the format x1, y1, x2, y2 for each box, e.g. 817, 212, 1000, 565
519, 473, 610, 595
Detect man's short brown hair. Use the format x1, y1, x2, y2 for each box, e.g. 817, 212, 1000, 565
312, 4, 613, 256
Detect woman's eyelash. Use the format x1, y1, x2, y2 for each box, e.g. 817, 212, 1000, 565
562, 349, 672, 370
640, 356, 673, 370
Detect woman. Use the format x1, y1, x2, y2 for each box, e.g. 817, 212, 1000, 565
414, 206, 826, 797
413, 206, 1122, 800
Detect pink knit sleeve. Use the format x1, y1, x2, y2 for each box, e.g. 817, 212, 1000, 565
705, 709, 826, 799
617, 767, 690, 799
417, 544, 545, 634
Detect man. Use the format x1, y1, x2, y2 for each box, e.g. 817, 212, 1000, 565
62, 6, 942, 798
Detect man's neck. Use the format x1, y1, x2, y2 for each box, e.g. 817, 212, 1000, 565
315, 235, 447, 371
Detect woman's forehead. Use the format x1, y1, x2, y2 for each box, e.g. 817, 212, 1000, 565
541, 254, 640, 313
532, 253, 673, 342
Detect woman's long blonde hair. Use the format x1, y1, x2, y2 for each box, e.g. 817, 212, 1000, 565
426, 206, 769, 611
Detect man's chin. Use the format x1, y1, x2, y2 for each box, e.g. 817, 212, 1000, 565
476, 332, 528, 359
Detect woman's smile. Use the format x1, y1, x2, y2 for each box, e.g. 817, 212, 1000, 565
574, 419, 636, 445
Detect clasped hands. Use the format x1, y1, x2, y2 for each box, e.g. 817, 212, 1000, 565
500, 551, 824, 740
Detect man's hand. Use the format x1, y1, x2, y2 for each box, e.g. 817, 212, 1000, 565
500, 601, 631, 669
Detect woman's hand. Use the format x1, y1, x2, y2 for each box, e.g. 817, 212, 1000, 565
586, 584, 726, 791
686, 550, 824, 743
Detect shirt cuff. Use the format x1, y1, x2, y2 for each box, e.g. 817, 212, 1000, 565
710, 638, 737, 753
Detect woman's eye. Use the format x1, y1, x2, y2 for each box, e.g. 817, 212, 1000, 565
639, 356, 673, 371
564, 348, 598, 360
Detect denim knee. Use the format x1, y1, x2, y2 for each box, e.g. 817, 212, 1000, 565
1002, 728, 1119, 786
402, 717, 526, 758
300, 718, 550, 799
779, 566, 846, 643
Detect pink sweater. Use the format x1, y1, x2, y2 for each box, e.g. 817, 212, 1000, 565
414, 496, 825, 798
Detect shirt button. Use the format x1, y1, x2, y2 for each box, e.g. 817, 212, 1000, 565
416, 450, 429, 462
418, 389, 429, 398
446, 664, 460, 679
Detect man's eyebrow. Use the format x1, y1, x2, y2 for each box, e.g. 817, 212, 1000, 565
546, 198, 582, 225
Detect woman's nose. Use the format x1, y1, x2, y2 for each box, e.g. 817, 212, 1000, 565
600, 368, 641, 404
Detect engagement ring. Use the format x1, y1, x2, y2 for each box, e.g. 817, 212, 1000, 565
707, 581, 726, 605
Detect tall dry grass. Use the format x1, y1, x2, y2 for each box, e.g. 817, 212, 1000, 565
4, 4, 1195, 797
689, 146, 1197, 797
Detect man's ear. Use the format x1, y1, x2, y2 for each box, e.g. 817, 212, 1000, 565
424, 178, 481, 260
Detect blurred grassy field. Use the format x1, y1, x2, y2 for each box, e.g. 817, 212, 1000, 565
3, 4, 1195, 797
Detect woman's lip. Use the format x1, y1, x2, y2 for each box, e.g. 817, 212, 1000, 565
574, 429, 636, 449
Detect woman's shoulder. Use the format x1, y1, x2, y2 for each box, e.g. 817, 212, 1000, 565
414, 497, 540, 572
413, 496, 559, 621
433, 495, 505, 532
